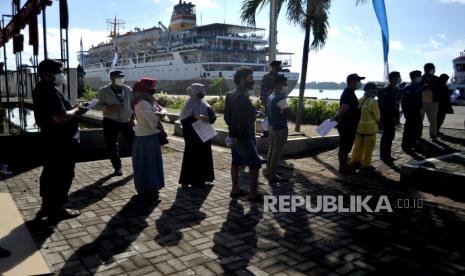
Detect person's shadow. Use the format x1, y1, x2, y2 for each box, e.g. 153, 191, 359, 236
59, 195, 159, 274
212, 200, 263, 273
155, 185, 212, 246
1, 173, 133, 274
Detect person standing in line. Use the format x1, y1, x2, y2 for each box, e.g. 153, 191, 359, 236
179, 83, 217, 188
224, 67, 263, 202
378, 71, 402, 165
131, 78, 165, 201
334, 74, 364, 174
266, 75, 294, 183
260, 60, 282, 138
421, 63, 440, 140
32, 59, 87, 221
351, 82, 380, 171
437, 73, 453, 136
97, 70, 135, 176
401, 71, 424, 153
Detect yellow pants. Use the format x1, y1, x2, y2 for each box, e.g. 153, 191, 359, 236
351, 134, 377, 167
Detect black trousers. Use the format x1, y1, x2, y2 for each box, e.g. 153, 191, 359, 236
402, 112, 422, 150
380, 121, 395, 160
103, 118, 135, 170
437, 110, 447, 133
40, 138, 78, 213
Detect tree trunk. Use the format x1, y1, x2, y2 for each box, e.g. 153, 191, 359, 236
295, 23, 311, 132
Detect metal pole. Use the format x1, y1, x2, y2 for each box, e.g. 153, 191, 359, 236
2, 17, 10, 107
65, 28, 70, 99
42, 9, 48, 60
269, 0, 278, 62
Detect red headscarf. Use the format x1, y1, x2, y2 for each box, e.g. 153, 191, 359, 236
131, 78, 158, 111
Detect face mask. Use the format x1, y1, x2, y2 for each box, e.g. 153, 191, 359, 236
54, 73, 66, 86
414, 77, 422, 84
245, 80, 254, 90
396, 78, 402, 87
429, 69, 435, 75
198, 91, 206, 98
355, 82, 362, 90
114, 78, 124, 86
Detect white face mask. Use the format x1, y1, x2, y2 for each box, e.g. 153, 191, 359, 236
355, 82, 362, 90
114, 78, 124, 86
414, 77, 422, 84
54, 73, 66, 86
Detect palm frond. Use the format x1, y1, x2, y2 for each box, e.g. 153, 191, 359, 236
240, 0, 269, 26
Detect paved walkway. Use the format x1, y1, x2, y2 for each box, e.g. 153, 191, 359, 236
1, 129, 465, 275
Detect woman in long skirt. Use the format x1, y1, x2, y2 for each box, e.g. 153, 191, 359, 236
131, 78, 165, 200
179, 83, 217, 188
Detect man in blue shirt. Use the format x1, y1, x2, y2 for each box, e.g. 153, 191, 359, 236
266, 75, 294, 183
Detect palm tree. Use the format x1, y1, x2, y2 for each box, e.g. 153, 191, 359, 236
241, 0, 367, 132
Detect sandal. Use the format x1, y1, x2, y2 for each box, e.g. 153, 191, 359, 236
230, 189, 248, 198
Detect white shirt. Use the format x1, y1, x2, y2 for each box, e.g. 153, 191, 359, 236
134, 101, 161, 137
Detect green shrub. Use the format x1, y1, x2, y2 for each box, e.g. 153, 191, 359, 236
288, 97, 338, 124
209, 96, 225, 114
81, 87, 98, 101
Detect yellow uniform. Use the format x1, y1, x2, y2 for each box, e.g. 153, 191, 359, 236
351, 96, 380, 167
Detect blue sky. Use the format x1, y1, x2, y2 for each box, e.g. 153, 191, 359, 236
1, 0, 464, 82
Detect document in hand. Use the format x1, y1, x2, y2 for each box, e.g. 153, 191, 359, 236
192, 120, 218, 143
87, 99, 99, 109
316, 119, 338, 137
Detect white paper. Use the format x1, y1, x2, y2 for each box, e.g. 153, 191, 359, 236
192, 120, 217, 143
316, 119, 338, 137
260, 117, 269, 131
87, 99, 99, 109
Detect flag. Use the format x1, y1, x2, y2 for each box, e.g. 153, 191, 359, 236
372, 0, 389, 81
111, 37, 119, 69
80, 36, 84, 65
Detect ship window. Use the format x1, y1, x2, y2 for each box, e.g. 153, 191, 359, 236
457, 64, 465, 72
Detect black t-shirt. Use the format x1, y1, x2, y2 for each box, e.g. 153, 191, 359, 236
339, 88, 361, 126
32, 81, 79, 139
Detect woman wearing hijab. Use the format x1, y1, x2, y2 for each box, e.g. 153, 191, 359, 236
131, 78, 166, 200
179, 83, 217, 188
437, 74, 453, 136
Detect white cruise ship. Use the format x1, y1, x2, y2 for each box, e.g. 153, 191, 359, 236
80, 0, 299, 94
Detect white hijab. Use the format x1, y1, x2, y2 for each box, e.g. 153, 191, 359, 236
179, 83, 211, 121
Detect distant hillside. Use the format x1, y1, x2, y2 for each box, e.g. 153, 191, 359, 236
295, 82, 347, 90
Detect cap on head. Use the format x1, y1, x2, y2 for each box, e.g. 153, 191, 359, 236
363, 82, 378, 91
269, 60, 282, 68
38, 59, 63, 76
346, 73, 365, 83
110, 70, 125, 79
133, 78, 157, 93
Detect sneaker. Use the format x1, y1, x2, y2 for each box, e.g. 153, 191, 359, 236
113, 168, 123, 176
0, 164, 12, 175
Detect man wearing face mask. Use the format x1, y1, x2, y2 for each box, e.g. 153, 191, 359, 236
224, 66, 262, 202
260, 60, 282, 138
421, 63, 440, 140
401, 70, 423, 153
378, 71, 401, 165
97, 70, 135, 176
334, 73, 364, 174
32, 59, 88, 221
